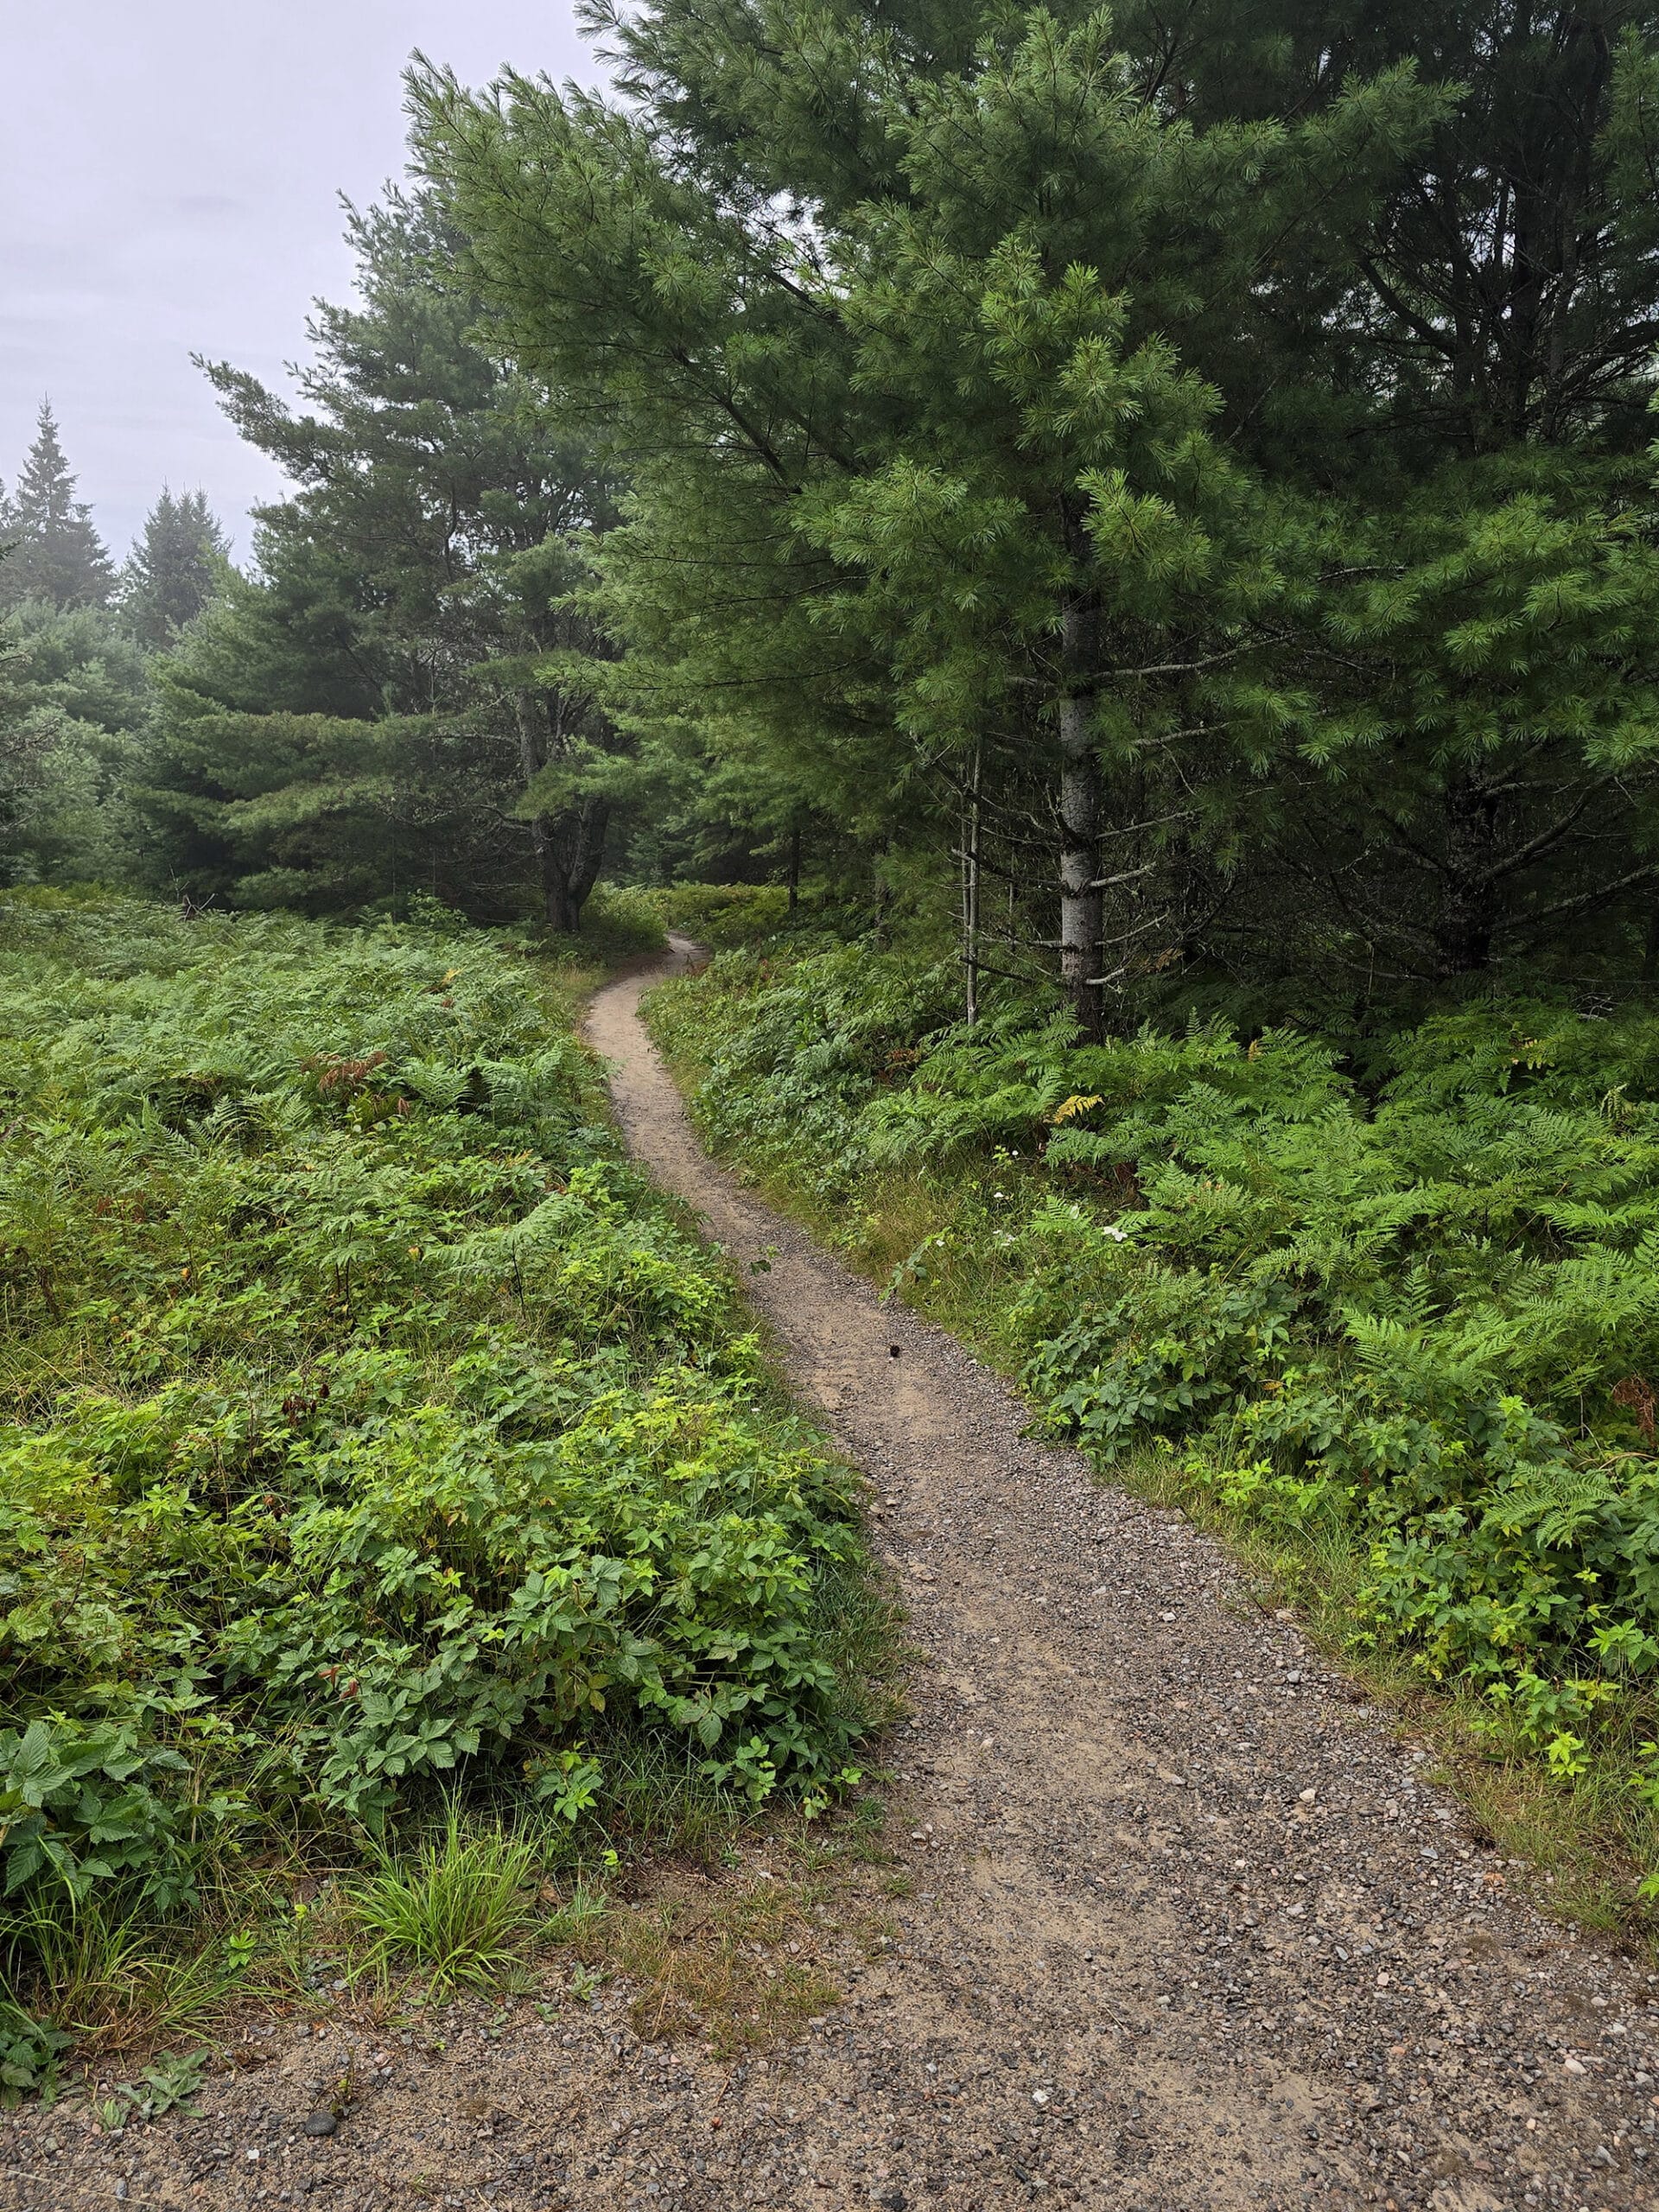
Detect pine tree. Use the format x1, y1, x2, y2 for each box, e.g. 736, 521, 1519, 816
146, 188, 625, 925
420, 1, 1659, 1009
120, 488, 231, 650
0, 402, 114, 612
415, 4, 1427, 1031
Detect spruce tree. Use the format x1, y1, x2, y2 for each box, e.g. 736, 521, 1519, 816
121, 488, 231, 650
0, 403, 114, 612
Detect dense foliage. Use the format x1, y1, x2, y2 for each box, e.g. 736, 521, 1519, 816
0, 896, 869, 2059
416, 0, 1659, 1028
651, 939, 1659, 1853
9, 0, 1659, 1990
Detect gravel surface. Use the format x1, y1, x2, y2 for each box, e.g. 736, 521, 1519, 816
10, 939, 1659, 2212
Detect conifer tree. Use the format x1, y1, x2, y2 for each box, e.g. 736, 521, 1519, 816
415, 3, 1428, 1031
419, 1, 1659, 1008
120, 488, 231, 650
0, 403, 114, 612
146, 189, 624, 925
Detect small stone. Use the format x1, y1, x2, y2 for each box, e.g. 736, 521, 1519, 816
1299, 1787, 1317, 1803
303, 2110, 339, 2137
1563, 2057, 1586, 2076
876, 2194, 907, 2210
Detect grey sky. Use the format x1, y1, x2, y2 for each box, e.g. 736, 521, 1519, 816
0, 3, 593, 557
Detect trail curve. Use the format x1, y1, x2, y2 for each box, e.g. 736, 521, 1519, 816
582, 938, 1659, 2212
16, 940, 1658, 2212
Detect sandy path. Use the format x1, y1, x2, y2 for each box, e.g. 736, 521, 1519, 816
12, 942, 1658, 2212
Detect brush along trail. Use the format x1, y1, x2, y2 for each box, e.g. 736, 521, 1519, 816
13, 940, 1658, 2212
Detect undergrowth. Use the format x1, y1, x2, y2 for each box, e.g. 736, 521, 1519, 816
0, 891, 884, 2090
647, 935, 1659, 1939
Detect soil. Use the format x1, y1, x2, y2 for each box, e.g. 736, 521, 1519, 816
10, 937, 1659, 2212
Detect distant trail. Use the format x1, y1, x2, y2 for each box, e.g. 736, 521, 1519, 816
18, 941, 1656, 2212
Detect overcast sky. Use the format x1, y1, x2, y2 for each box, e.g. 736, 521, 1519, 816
0, 3, 594, 558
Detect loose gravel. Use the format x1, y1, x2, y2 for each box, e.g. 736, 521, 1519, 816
9, 939, 1658, 2212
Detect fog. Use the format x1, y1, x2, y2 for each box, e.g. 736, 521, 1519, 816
0, 2, 590, 554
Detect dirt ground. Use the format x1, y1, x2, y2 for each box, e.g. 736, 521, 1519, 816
8, 938, 1659, 2212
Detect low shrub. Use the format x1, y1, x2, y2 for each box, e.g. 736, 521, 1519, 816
0, 897, 874, 2053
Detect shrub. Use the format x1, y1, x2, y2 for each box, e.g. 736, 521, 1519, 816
0, 897, 874, 2050
652, 944, 1659, 1804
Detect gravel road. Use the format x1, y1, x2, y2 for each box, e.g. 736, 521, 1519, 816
10, 939, 1658, 2212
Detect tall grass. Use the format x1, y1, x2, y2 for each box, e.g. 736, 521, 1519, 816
345, 1813, 541, 1998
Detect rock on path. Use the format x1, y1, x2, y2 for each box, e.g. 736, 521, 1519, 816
10, 939, 1657, 2212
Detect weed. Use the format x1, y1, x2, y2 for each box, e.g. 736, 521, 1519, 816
105, 2046, 211, 2123
541, 1878, 609, 1946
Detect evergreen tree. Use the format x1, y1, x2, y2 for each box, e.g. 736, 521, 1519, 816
415, 4, 1427, 1030
120, 488, 232, 650
144, 188, 625, 925
0, 402, 114, 612
0, 600, 149, 884
1107, 0, 1659, 472
419, 1, 1659, 1012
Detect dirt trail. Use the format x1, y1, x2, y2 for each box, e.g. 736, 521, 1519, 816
14, 942, 1658, 2212
588, 942, 1659, 2210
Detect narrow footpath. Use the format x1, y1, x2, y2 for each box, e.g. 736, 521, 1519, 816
13, 941, 1658, 2212
583, 942, 1659, 2212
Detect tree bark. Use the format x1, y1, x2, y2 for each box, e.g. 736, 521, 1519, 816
547, 795, 609, 931
962, 743, 982, 1027
1434, 773, 1500, 976
513, 692, 607, 933
1058, 594, 1104, 1040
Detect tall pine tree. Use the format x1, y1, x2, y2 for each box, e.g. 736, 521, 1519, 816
0, 403, 114, 612
415, 3, 1428, 1032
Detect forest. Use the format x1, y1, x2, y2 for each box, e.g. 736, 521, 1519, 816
10, 0, 1659, 2107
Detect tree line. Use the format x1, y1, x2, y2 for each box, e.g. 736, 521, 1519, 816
11, 0, 1659, 1033
0, 403, 229, 885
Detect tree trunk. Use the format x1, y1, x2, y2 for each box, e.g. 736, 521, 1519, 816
1058, 595, 1104, 1040
1434, 774, 1500, 976
961, 743, 982, 1027
787, 824, 801, 912
550, 795, 609, 931
513, 693, 607, 934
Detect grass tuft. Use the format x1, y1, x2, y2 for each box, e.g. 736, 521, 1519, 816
344, 1812, 541, 1999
